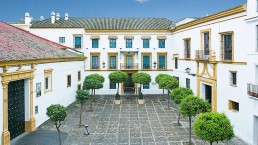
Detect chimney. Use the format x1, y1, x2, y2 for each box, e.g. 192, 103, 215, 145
51, 11, 55, 24
40, 16, 44, 21
65, 13, 69, 20
56, 13, 60, 20
25, 12, 32, 25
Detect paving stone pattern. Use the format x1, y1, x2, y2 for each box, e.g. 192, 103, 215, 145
19, 95, 247, 145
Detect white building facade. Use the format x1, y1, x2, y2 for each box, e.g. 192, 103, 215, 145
0, 22, 85, 145
9, 0, 258, 144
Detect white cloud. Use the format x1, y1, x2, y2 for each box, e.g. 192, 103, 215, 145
135, 0, 149, 4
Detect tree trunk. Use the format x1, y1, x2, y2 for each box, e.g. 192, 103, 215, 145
94, 89, 96, 102
167, 90, 170, 109
55, 122, 62, 145
163, 88, 165, 100
79, 103, 83, 126
210, 142, 212, 145
140, 85, 141, 95
177, 112, 181, 125
117, 83, 119, 94
90, 89, 93, 111
189, 117, 192, 145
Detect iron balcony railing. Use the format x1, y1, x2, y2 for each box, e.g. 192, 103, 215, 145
195, 50, 214, 60
120, 63, 138, 70
247, 83, 258, 98
221, 53, 232, 61
91, 65, 100, 70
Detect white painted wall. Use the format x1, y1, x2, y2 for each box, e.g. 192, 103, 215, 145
0, 60, 84, 143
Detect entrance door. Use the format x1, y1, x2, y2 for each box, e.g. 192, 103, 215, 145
126, 55, 133, 69
205, 85, 212, 104
124, 74, 135, 94
8, 80, 25, 140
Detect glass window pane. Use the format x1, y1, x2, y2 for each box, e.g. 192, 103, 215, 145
109, 56, 116, 69
110, 39, 116, 48
75, 37, 81, 48
158, 55, 165, 69
92, 56, 99, 69
143, 39, 149, 48
143, 56, 150, 69
126, 39, 132, 48
159, 39, 165, 48
110, 82, 116, 89
143, 83, 150, 89
92, 39, 99, 48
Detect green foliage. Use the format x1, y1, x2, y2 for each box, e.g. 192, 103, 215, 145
159, 76, 179, 90
115, 92, 120, 100
86, 74, 105, 83
171, 87, 193, 105
109, 71, 129, 84
76, 90, 89, 104
46, 104, 67, 122
179, 95, 211, 118
132, 72, 151, 84
155, 74, 170, 84
83, 79, 103, 90
193, 112, 234, 144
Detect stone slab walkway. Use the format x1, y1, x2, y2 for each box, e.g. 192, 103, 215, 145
14, 95, 247, 145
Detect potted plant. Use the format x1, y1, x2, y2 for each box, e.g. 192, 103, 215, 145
108, 71, 129, 105
132, 72, 151, 104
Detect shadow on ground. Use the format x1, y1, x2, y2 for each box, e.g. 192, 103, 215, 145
12, 130, 68, 145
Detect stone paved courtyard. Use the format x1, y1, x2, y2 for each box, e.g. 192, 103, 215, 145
16, 95, 247, 145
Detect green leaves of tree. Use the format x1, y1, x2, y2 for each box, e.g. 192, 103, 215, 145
132, 72, 151, 84
171, 87, 193, 105
193, 112, 234, 144
179, 95, 211, 118
108, 71, 128, 84
76, 90, 89, 104
46, 104, 67, 122
159, 76, 178, 90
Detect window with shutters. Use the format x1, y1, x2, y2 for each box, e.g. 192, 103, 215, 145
175, 57, 178, 69
110, 39, 116, 48
220, 32, 233, 61
158, 53, 167, 70
142, 53, 151, 69
74, 37, 82, 48
143, 39, 150, 48
186, 78, 190, 89
91, 53, 100, 70
92, 39, 99, 48
126, 39, 133, 48
59, 37, 65, 44
159, 39, 165, 48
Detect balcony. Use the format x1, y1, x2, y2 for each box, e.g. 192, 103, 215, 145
195, 50, 215, 61
120, 63, 138, 70
74, 44, 82, 48
247, 83, 258, 98
221, 53, 232, 61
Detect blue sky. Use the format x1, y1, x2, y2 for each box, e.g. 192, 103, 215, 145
0, 0, 246, 22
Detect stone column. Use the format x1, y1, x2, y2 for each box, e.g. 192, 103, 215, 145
25, 77, 36, 132
2, 82, 10, 145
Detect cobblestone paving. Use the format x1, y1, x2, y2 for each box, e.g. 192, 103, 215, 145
30, 95, 247, 145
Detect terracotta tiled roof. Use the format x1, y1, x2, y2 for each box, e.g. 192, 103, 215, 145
31, 18, 174, 30
0, 21, 83, 62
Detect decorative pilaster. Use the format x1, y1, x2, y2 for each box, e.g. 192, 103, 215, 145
25, 77, 36, 132
2, 82, 10, 145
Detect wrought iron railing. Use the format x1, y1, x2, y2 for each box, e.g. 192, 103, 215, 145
120, 63, 138, 70
91, 65, 100, 70
221, 53, 232, 61
195, 50, 214, 60
247, 83, 258, 98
